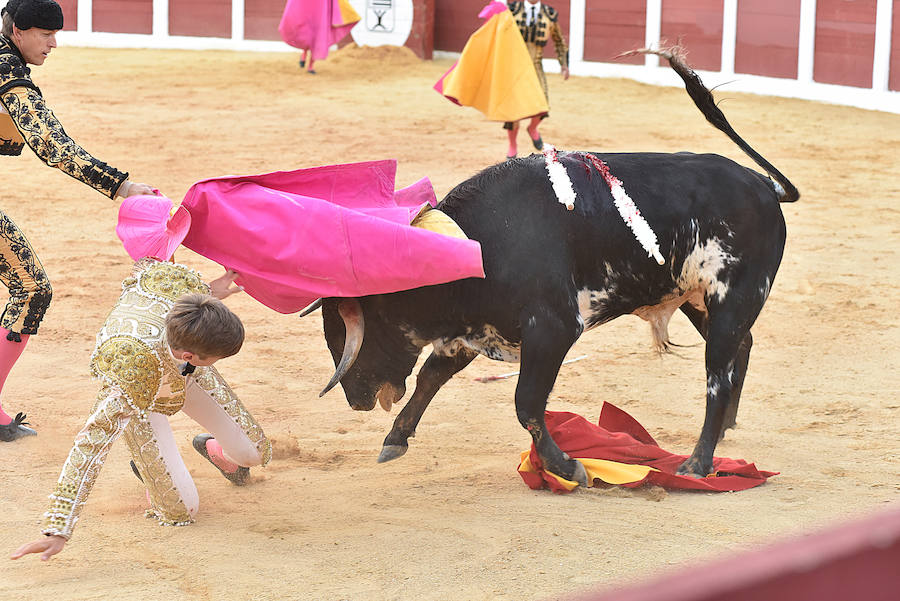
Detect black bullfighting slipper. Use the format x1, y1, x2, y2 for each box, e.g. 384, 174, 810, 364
0, 412, 37, 442
299, 59, 305, 68
505, 154, 516, 162
130, 460, 143, 482
192, 433, 250, 486
531, 136, 544, 151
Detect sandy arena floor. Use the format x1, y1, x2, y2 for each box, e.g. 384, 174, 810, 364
1, 44, 898, 601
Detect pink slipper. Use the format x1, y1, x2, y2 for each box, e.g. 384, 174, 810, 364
192, 433, 250, 485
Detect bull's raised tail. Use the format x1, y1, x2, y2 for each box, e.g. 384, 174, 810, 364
621, 45, 800, 203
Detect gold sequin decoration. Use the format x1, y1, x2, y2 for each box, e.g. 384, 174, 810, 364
92, 337, 160, 411
122, 415, 193, 526
42, 389, 131, 539
138, 261, 209, 301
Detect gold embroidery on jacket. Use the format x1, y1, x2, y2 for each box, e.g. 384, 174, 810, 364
92, 337, 160, 411
90, 261, 208, 415
44, 260, 257, 539
507, 1, 569, 105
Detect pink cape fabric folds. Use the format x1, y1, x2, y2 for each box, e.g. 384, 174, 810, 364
180, 160, 485, 314
116, 195, 191, 262
519, 404, 778, 493
279, 0, 360, 60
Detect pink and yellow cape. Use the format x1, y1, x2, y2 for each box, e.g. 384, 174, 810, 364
279, 0, 361, 60
434, 1, 548, 122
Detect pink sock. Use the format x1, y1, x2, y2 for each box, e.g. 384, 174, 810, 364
206, 438, 240, 473
0, 329, 30, 425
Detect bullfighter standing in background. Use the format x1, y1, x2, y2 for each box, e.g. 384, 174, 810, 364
0, 0, 156, 441
503, 0, 569, 159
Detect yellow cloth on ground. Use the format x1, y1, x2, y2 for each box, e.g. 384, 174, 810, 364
518, 451, 658, 491
440, 9, 549, 122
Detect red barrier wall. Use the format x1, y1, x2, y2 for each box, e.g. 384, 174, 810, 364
434, 0, 568, 60
891, 0, 900, 91
434, 0, 488, 53
545, 1, 570, 61
93, 0, 152, 34
407, 0, 435, 60
169, 0, 231, 38
814, 0, 877, 88
58, 0, 77, 31
584, 1, 645, 65
735, 0, 800, 79
244, 0, 284, 41
568, 505, 900, 601
660, 0, 723, 71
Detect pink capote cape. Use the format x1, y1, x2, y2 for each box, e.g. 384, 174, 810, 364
180, 160, 485, 314
434, 1, 548, 122
116, 195, 190, 262
279, 0, 360, 60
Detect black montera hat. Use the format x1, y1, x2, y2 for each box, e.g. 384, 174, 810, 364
2, 0, 64, 31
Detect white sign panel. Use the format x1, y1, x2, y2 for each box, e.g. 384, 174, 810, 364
348, 0, 413, 47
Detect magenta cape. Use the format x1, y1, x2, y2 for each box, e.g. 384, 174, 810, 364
279, 0, 360, 60
180, 160, 485, 314
519, 404, 777, 493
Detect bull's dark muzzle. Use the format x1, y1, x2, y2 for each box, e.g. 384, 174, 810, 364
348, 396, 378, 411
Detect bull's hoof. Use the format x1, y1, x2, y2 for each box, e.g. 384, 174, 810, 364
570, 459, 589, 487
377, 444, 408, 463
676, 456, 711, 479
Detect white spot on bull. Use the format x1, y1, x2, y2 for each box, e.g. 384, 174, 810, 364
678, 236, 736, 302
759, 277, 772, 302
433, 324, 520, 363
576, 287, 616, 330
771, 178, 786, 199
707, 363, 736, 398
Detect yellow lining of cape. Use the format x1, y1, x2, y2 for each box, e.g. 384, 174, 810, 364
336, 0, 361, 26
519, 451, 659, 490
410, 205, 469, 240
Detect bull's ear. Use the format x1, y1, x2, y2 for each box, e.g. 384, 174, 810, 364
297, 298, 322, 317
319, 299, 365, 397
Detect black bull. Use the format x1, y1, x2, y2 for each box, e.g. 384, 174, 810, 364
319, 49, 799, 483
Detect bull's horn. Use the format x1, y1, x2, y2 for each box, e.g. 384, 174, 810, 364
297, 298, 323, 317
319, 299, 364, 397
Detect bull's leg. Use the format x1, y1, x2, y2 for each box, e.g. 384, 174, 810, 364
679, 304, 752, 437
721, 332, 752, 433
515, 307, 587, 486
377, 348, 478, 463
679, 288, 763, 477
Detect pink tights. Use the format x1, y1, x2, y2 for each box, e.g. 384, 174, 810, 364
0, 328, 29, 425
